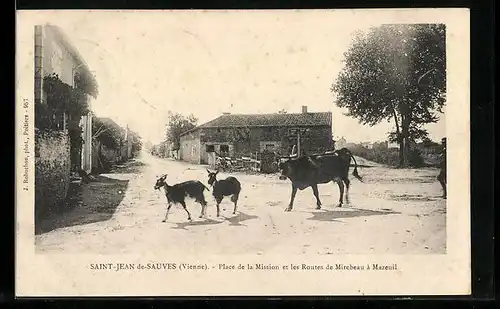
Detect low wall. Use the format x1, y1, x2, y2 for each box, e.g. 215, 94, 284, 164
35, 129, 71, 219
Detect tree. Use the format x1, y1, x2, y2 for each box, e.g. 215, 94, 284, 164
331, 24, 446, 167
92, 117, 125, 150
128, 130, 143, 157
151, 142, 166, 157
165, 112, 198, 150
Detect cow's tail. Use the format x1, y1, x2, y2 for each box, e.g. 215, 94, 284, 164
345, 149, 363, 182
203, 183, 211, 192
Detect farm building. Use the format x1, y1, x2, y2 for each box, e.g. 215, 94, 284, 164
179, 106, 333, 165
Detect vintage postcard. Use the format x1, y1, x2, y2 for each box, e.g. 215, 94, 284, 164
16, 9, 470, 296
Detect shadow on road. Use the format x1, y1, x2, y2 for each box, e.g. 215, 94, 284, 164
109, 159, 146, 174
35, 175, 129, 235
224, 212, 259, 226
307, 208, 400, 222
171, 218, 224, 230
389, 194, 439, 202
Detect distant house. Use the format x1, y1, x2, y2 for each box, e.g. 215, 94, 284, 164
164, 141, 178, 159
150, 140, 176, 159
360, 142, 374, 149
179, 106, 333, 165
161, 141, 175, 158
387, 141, 399, 149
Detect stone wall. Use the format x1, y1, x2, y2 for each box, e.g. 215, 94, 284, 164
200, 126, 332, 158
35, 129, 71, 219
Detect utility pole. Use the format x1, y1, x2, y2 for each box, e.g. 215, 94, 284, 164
297, 130, 301, 157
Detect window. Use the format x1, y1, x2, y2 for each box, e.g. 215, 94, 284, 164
206, 145, 215, 152
220, 145, 229, 153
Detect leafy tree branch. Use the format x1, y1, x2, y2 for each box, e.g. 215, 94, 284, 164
331, 24, 446, 167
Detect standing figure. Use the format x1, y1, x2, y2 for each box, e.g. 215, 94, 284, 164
437, 137, 447, 199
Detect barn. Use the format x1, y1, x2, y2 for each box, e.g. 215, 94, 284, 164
178, 106, 333, 165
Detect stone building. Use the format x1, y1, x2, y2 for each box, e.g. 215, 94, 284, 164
34, 23, 97, 173
179, 106, 333, 165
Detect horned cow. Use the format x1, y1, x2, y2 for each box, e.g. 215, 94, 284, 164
278, 148, 362, 211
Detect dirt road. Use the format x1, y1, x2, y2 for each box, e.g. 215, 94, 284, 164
36, 152, 446, 255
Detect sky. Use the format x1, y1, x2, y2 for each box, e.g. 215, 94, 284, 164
32, 10, 445, 144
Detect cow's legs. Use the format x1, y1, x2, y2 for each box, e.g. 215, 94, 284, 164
231, 194, 239, 214
162, 202, 172, 222
311, 184, 322, 209
285, 185, 298, 212
343, 177, 351, 204
334, 178, 345, 207
180, 201, 192, 221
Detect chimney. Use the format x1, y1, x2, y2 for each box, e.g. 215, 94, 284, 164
222, 112, 231, 115
301, 106, 308, 113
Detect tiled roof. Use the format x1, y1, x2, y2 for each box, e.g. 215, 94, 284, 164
181, 112, 332, 136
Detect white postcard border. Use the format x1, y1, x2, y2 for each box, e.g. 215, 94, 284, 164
16, 8, 470, 296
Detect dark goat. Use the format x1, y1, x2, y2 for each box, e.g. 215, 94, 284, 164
206, 169, 241, 217
154, 174, 210, 222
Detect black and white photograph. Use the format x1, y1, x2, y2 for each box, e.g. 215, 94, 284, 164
16, 9, 470, 296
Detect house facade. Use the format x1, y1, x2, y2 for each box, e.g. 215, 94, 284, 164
360, 142, 375, 149
387, 141, 399, 149
34, 24, 96, 173
179, 106, 333, 165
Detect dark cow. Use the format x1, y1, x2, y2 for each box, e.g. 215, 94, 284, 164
278, 148, 362, 211
315, 147, 362, 195
154, 174, 210, 222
